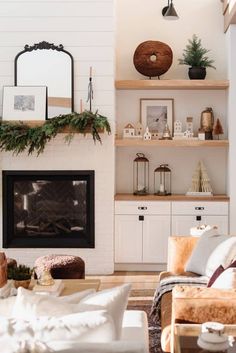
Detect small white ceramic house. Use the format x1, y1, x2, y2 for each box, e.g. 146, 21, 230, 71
135, 122, 143, 137
183, 129, 194, 138
186, 117, 193, 133
123, 123, 135, 138
174, 120, 182, 133
144, 127, 151, 140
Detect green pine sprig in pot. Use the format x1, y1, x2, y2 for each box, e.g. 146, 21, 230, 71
178, 34, 216, 79
8, 264, 33, 289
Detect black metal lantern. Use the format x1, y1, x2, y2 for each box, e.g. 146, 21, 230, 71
133, 153, 149, 195
154, 164, 171, 196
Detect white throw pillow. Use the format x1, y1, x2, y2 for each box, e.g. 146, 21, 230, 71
205, 236, 236, 277
0, 310, 115, 343
0, 296, 16, 317
59, 288, 95, 303
12, 287, 82, 319
211, 267, 236, 289
185, 228, 228, 275
78, 283, 131, 339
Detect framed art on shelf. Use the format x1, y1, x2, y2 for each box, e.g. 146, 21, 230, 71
140, 98, 174, 135
2, 86, 47, 121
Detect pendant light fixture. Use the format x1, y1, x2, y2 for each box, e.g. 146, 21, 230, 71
162, 0, 179, 20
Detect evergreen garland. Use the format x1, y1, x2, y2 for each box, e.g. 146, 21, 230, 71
179, 34, 216, 69
0, 110, 111, 155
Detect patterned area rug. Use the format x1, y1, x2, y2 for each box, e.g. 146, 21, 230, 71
127, 301, 163, 353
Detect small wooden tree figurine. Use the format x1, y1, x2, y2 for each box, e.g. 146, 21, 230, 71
213, 118, 224, 140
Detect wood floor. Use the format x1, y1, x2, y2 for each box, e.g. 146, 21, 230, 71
87, 271, 160, 302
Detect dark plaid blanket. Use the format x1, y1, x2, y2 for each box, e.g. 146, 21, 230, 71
150, 275, 208, 324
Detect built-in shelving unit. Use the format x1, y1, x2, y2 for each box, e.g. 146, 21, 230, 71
115, 79, 229, 90
115, 138, 229, 147
115, 193, 230, 202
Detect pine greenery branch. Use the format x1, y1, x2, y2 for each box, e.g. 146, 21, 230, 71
179, 34, 216, 69
0, 111, 111, 155
8, 264, 33, 281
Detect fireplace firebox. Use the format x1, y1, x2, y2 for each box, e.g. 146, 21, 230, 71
3, 171, 95, 248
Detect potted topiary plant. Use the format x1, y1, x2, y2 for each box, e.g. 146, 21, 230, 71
178, 34, 216, 79
8, 264, 33, 289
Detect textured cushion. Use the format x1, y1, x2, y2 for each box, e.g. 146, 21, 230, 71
78, 284, 131, 339
185, 229, 227, 275
0, 310, 115, 343
173, 285, 236, 324
167, 236, 199, 274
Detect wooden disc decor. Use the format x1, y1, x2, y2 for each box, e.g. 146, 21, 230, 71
133, 40, 173, 79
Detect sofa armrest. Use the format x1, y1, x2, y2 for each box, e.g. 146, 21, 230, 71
167, 236, 199, 274
172, 285, 236, 324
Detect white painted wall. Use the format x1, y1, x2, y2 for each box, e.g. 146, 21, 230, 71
227, 25, 236, 233
115, 0, 228, 197
0, 0, 115, 274
116, 0, 226, 79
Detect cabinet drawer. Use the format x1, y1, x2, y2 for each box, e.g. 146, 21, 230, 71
115, 201, 171, 215
172, 201, 228, 215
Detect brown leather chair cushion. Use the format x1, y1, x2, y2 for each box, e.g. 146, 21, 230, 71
173, 285, 236, 324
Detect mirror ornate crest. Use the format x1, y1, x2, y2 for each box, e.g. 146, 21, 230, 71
14, 41, 74, 119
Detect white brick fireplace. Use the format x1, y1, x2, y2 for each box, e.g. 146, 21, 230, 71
0, 0, 115, 274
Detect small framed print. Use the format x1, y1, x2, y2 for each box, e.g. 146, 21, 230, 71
2, 86, 47, 121
140, 98, 174, 135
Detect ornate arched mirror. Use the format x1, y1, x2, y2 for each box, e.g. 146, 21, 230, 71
14, 41, 74, 119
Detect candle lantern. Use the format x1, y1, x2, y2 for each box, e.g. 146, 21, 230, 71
133, 153, 149, 195
154, 164, 171, 196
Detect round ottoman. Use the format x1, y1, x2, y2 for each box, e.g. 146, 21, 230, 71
34, 254, 85, 280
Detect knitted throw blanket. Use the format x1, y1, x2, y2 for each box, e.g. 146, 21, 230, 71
150, 275, 208, 324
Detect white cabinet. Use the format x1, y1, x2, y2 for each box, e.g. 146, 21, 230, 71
172, 201, 229, 235
115, 215, 142, 262
143, 215, 170, 263
115, 201, 171, 264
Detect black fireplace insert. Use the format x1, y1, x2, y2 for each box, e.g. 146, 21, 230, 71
3, 170, 95, 248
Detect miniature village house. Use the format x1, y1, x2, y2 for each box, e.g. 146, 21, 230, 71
123, 123, 135, 138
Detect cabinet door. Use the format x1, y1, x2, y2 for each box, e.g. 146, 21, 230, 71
115, 215, 143, 263
172, 215, 229, 236
205, 215, 228, 234
172, 215, 199, 236
143, 215, 170, 263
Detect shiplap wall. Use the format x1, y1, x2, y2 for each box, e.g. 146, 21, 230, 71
0, 0, 115, 274
0, 0, 114, 116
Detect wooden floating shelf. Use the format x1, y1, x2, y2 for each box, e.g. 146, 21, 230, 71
115, 79, 229, 90
115, 138, 229, 147
6, 121, 104, 133
115, 194, 230, 202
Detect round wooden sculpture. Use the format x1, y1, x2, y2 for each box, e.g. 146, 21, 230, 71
133, 40, 173, 79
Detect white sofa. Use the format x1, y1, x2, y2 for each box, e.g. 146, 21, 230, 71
0, 310, 149, 353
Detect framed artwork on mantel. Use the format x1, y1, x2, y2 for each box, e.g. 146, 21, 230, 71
2, 86, 47, 121
140, 98, 174, 135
